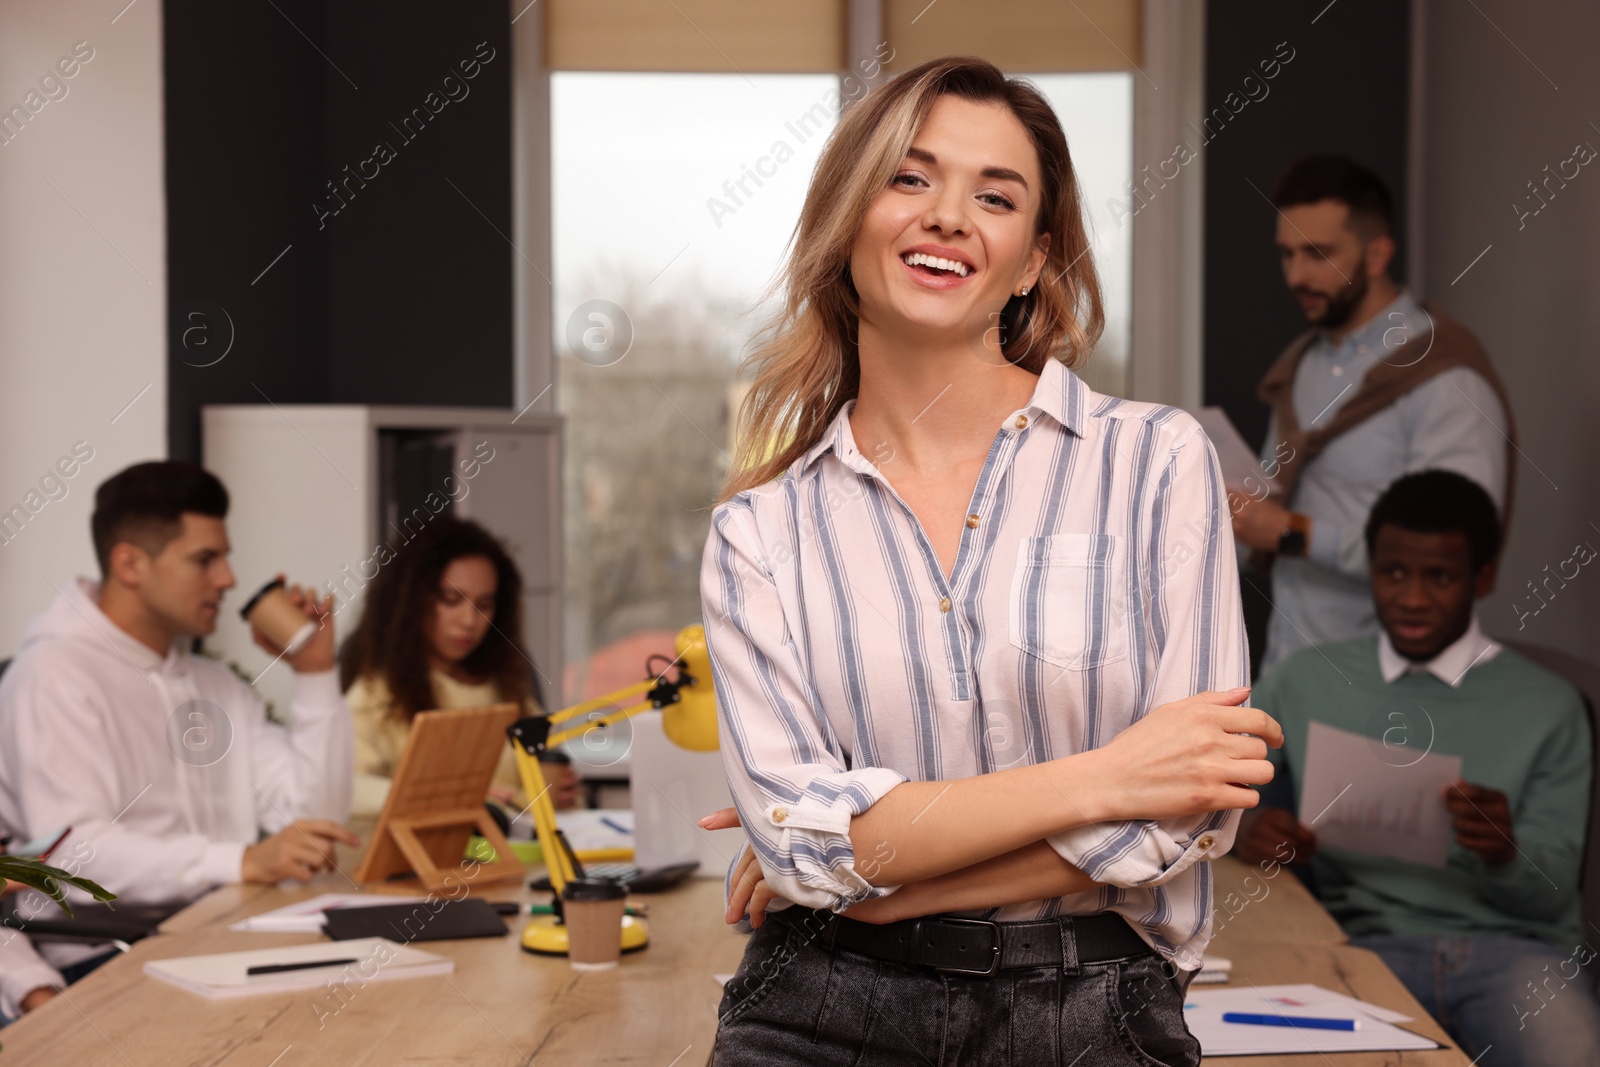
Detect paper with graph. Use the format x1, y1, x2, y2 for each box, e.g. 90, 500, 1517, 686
1299, 720, 1462, 868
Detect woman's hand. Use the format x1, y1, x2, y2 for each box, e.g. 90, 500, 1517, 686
1078, 687, 1281, 823
700, 808, 769, 926
702, 806, 906, 927
540, 760, 583, 810
724, 842, 786, 928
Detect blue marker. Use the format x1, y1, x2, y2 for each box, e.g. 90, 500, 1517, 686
1222, 1012, 1358, 1031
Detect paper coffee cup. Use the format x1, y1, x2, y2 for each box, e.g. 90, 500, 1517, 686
561, 877, 627, 970
239, 578, 317, 656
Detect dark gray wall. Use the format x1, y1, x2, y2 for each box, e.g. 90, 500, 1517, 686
1202, 0, 1411, 449
1418, 0, 1600, 663
1201, 0, 1412, 672
164, 0, 513, 460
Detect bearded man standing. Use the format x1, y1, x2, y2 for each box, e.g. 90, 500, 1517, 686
1233, 155, 1515, 673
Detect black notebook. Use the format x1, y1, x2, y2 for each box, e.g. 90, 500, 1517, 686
322, 898, 509, 943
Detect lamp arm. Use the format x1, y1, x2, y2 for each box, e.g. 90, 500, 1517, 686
547, 680, 657, 726
509, 741, 576, 894
545, 697, 659, 749
506, 627, 714, 896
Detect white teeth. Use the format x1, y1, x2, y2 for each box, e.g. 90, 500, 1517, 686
902, 251, 970, 277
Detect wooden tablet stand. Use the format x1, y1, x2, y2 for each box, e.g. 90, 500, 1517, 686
354, 702, 526, 893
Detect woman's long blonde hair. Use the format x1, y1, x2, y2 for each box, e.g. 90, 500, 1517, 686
715, 56, 1104, 505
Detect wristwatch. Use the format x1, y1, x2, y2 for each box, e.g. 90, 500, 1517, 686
1277, 512, 1310, 557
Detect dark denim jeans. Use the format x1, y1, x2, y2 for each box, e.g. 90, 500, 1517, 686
712, 911, 1200, 1066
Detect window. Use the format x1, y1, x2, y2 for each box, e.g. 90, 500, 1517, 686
550, 69, 1134, 705
1027, 73, 1134, 398
552, 72, 840, 703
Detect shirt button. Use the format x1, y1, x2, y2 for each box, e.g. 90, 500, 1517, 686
966, 514, 980, 528
1014, 415, 1029, 429
938, 596, 952, 613
771, 806, 788, 824
1197, 834, 1215, 851
1331, 364, 1344, 377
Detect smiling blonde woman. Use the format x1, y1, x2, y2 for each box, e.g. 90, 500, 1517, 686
698, 57, 1283, 1066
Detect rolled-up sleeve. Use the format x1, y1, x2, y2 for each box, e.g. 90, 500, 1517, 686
1045, 419, 1252, 887
702, 495, 908, 914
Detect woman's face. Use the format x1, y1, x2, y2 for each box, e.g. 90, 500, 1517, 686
850, 94, 1050, 347
427, 555, 497, 667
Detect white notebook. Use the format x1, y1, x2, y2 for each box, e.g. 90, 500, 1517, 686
143, 937, 453, 999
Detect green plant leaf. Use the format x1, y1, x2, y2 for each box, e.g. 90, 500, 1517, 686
0, 856, 116, 918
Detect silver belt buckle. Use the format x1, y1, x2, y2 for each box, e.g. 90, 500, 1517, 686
927, 917, 1003, 977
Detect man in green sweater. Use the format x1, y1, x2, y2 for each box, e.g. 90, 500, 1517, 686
1234, 469, 1600, 1066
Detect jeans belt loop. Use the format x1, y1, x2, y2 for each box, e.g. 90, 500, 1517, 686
820, 910, 839, 951
1058, 915, 1082, 975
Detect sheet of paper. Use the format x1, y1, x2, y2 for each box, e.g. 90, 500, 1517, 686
508, 808, 634, 852
1220, 982, 1411, 1024
229, 893, 427, 933
1190, 406, 1279, 493
143, 937, 453, 999
1183, 984, 1438, 1056
1299, 720, 1463, 868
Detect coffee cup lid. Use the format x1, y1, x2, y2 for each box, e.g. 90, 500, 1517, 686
561, 876, 626, 902
238, 577, 286, 621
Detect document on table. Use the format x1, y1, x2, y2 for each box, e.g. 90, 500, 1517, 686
1184, 984, 1439, 1055
507, 808, 634, 852
1190, 406, 1279, 493
144, 937, 452, 999
1299, 720, 1463, 868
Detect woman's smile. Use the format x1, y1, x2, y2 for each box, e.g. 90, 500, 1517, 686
898, 243, 978, 290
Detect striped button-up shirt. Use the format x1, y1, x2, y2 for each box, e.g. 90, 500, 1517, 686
700, 357, 1249, 969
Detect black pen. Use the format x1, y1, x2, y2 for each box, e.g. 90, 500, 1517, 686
246, 957, 359, 976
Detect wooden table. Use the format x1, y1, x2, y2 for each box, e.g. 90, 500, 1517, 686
1203, 856, 1469, 1066
1, 853, 1470, 1065
0, 870, 749, 1066
1206, 854, 1349, 948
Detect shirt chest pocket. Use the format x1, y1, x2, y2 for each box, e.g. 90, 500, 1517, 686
1007, 533, 1131, 670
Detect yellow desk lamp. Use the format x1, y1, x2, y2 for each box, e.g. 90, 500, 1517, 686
506, 623, 719, 956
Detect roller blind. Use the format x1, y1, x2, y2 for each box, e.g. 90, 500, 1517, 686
544, 0, 1141, 73
546, 0, 845, 72
884, 0, 1141, 73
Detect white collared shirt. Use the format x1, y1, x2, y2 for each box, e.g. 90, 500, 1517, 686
701, 357, 1250, 970
1377, 613, 1502, 688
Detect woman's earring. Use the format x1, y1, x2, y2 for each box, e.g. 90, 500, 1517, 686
1019, 286, 1030, 297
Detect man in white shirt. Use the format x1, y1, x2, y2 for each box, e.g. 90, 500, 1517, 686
0, 914, 60, 1021
0, 461, 356, 978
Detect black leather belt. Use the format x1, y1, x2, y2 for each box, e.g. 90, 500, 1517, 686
770, 907, 1150, 978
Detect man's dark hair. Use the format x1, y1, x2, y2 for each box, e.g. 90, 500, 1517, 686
1272, 154, 1395, 239
1364, 470, 1501, 572
91, 461, 229, 576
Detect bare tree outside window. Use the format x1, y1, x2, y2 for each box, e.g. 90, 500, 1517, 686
551, 71, 1132, 704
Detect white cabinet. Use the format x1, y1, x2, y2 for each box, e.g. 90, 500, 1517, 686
202, 405, 562, 712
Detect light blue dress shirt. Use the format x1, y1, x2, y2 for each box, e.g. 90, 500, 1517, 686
1259, 290, 1509, 673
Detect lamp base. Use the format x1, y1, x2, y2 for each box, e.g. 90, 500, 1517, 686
519, 914, 650, 956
